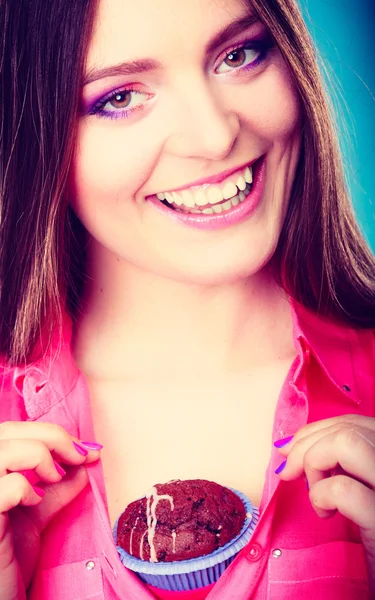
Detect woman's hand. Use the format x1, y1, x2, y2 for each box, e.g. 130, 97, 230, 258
0, 421, 102, 600
275, 415, 375, 594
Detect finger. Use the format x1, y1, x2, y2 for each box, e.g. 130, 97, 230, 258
309, 475, 375, 533
280, 426, 375, 488
0, 439, 65, 483
0, 472, 45, 513
0, 512, 27, 600
8, 467, 89, 589
277, 415, 375, 456
8, 507, 40, 590
20, 465, 89, 532
0, 421, 100, 465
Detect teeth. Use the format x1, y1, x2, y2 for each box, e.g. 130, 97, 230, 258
236, 176, 246, 191
180, 189, 194, 207
244, 167, 253, 184
194, 190, 208, 207
207, 186, 223, 205
172, 186, 251, 215
157, 163, 254, 210
222, 181, 237, 200
172, 191, 183, 206
221, 200, 233, 211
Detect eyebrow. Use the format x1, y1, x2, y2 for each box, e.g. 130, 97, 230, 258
205, 13, 260, 55
82, 12, 260, 86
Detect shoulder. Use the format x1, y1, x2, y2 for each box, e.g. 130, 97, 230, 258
0, 313, 79, 422
0, 355, 26, 422
291, 297, 375, 352
291, 299, 375, 411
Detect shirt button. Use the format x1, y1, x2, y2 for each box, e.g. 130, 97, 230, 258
247, 543, 263, 562
272, 548, 282, 558
85, 560, 95, 570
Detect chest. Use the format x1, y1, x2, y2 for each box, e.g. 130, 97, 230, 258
88, 359, 295, 526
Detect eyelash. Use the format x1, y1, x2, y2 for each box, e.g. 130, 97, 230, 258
89, 87, 151, 121
89, 35, 273, 120
215, 36, 273, 76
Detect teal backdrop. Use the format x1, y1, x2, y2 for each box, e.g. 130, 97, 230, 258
299, 0, 375, 251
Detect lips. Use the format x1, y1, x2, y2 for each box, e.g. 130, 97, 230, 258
147, 157, 262, 202
146, 155, 267, 231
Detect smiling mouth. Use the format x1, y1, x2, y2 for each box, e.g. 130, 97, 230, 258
153, 160, 259, 215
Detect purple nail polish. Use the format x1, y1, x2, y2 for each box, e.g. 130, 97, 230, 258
73, 441, 89, 456
80, 441, 103, 451
274, 435, 294, 448
275, 459, 287, 475
53, 460, 66, 477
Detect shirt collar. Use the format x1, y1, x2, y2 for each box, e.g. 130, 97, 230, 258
13, 298, 364, 419
11, 312, 79, 419
290, 298, 360, 404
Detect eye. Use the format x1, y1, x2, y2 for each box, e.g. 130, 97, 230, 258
88, 87, 153, 120
215, 40, 268, 75
96, 89, 144, 114
106, 90, 134, 110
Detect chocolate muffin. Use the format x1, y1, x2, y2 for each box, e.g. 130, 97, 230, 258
116, 479, 246, 563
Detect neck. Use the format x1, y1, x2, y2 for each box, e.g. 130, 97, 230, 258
72, 245, 296, 380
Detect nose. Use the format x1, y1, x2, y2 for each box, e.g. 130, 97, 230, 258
164, 77, 240, 161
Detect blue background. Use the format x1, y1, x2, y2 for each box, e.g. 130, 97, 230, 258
299, 0, 375, 251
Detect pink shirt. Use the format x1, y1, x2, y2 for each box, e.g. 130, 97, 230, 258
0, 300, 373, 599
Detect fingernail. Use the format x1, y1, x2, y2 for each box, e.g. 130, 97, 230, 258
80, 441, 103, 451
32, 485, 46, 497
53, 460, 66, 477
73, 441, 89, 456
275, 459, 287, 475
19, 469, 40, 485
274, 435, 294, 448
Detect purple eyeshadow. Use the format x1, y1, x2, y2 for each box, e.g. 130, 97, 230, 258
80, 33, 275, 120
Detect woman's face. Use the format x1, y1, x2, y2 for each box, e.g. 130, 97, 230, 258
71, 0, 302, 284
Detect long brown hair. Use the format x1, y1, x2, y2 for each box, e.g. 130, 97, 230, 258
252, 0, 375, 326
0, 0, 97, 363
1, 0, 374, 364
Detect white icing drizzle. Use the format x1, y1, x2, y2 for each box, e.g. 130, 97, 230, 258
172, 530, 177, 554
146, 486, 175, 563
139, 531, 147, 561
129, 516, 140, 556
216, 524, 222, 538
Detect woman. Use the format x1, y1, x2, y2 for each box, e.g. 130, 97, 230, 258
0, 0, 374, 598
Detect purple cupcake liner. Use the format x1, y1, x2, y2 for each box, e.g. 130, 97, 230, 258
113, 488, 259, 591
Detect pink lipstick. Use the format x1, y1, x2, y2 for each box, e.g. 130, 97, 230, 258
147, 156, 266, 230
